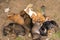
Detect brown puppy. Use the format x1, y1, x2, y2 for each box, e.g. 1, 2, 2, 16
8, 13, 24, 25
3, 23, 26, 39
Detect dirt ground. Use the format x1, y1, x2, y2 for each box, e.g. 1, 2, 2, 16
0, 0, 60, 40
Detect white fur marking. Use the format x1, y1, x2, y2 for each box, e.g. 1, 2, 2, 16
44, 29, 47, 33
24, 8, 37, 17
28, 8, 37, 17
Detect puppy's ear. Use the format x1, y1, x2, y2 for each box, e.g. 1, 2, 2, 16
7, 13, 15, 20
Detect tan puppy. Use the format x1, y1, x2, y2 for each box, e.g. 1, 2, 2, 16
24, 4, 45, 23
8, 13, 24, 25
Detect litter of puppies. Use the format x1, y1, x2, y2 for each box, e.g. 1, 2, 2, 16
2, 4, 59, 40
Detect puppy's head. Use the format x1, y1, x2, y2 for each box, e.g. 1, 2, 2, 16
8, 13, 19, 20
40, 26, 47, 36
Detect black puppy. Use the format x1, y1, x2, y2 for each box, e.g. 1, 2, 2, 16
3, 23, 26, 37
40, 20, 58, 36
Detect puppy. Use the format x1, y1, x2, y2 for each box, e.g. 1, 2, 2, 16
43, 20, 58, 30
24, 4, 45, 24
31, 22, 42, 40
8, 13, 24, 25
40, 20, 58, 36
3, 23, 26, 37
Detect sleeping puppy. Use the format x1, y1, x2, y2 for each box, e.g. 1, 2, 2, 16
31, 22, 42, 40
42, 20, 58, 31
43, 20, 58, 40
3, 23, 26, 37
24, 4, 45, 24
8, 13, 24, 25
40, 20, 58, 36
